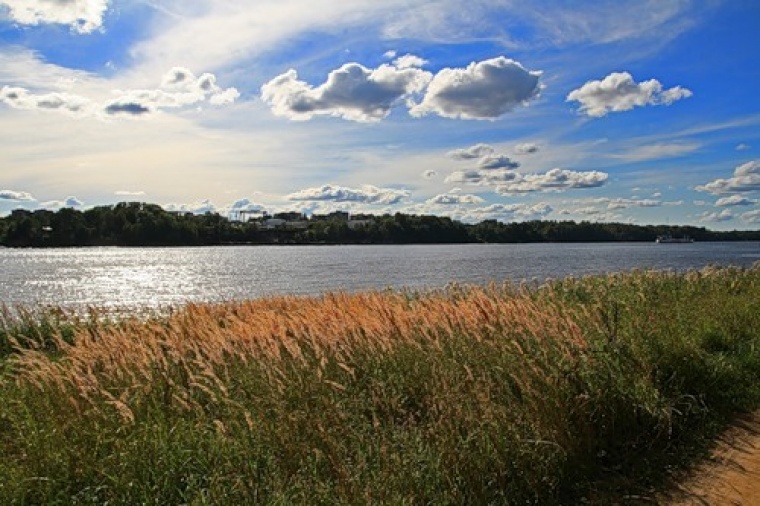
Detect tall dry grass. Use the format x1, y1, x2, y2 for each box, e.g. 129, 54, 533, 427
1, 265, 759, 504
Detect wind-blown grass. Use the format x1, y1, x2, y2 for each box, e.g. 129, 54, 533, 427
1, 265, 759, 504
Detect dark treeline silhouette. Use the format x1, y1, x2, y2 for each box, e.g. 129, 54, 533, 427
1, 201, 759, 247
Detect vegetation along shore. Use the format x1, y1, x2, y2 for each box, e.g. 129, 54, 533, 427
2, 201, 760, 247
1, 265, 759, 503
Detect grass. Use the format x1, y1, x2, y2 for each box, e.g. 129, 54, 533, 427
1, 264, 759, 504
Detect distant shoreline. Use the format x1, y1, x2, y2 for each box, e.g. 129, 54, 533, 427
2, 202, 759, 248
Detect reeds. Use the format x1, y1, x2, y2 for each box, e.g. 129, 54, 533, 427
1, 265, 759, 504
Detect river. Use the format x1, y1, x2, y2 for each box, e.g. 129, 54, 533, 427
1, 242, 759, 309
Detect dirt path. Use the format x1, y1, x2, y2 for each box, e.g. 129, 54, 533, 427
665, 412, 760, 505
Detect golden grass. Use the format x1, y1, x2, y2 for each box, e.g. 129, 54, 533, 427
11, 284, 588, 426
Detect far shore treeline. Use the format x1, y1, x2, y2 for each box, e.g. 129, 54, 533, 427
1, 201, 759, 248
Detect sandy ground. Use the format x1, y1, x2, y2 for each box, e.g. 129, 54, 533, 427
665, 412, 760, 505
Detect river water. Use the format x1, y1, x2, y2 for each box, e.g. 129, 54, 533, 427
1, 242, 758, 309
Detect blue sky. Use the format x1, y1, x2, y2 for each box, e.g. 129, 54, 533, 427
1, 0, 759, 229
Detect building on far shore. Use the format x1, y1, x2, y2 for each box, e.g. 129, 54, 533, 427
311, 211, 349, 222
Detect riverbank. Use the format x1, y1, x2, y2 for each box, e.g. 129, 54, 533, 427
1, 265, 759, 503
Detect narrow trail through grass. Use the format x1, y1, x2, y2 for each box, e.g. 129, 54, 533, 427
665, 410, 760, 505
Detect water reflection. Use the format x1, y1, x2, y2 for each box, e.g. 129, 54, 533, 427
1, 242, 758, 309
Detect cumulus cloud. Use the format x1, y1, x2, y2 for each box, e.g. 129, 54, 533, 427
1, 67, 238, 118
287, 184, 411, 205
603, 197, 662, 209
740, 209, 760, 223
496, 168, 608, 194
513, 142, 539, 155
410, 56, 543, 120
393, 54, 428, 69
700, 209, 733, 222
696, 160, 760, 195
426, 193, 484, 205
104, 67, 240, 117
0, 189, 35, 201
230, 198, 266, 213
558, 196, 671, 217
447, 143, 494, 160
226, 198, 267, 219
445, 169, 520, 185
714, 195, 754, 207
162, 199, 217, 215
261, 62, 432, 122
477, 154, 520, 170
39, 196, 83, 209
0, 0, 110, 33
1, 85, 93, 115
567, 72, 692, 117
461, 202, 553, 222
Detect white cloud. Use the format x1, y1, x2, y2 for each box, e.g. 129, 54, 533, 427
1, 85, 93, 116
696, 160, 760, 195
392, 54, 428, 69
1, 67, 238, 118
230, 198, 266, 213
227, 198, 267, 219
162, 199, 217, 215
104, 67, 240, 117
740, 209, 760, 223
260, 62, 432, 122
460, 202, 553, 222
567, 72, 692, 117
130, 1, 425, 78
39, 196, 84, 209
610, 141, 700, 161
0, 0, 109, 33
736, 161, 760, 177
496, 168, 608, 194
513, 142, 539, 155
501, 0, 702, 47
477, 154, 520, 170
604, 197, 661, 209
447, 143, 494, 160
562, 196, 677, 215
426, 193, 484, 205
287, 184, 410, 205
410, 56, 543, 120
714, 195, 754, 207
700, 209, 733, 222
736, 143, 751, 151
445, 169, 520, 185
0, 189, 35, 201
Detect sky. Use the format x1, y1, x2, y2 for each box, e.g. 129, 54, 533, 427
0, 0, 759, 229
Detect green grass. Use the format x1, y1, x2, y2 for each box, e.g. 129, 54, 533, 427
1, 265, 759, 504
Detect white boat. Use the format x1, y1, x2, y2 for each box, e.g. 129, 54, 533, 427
656, 234, 694, 243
